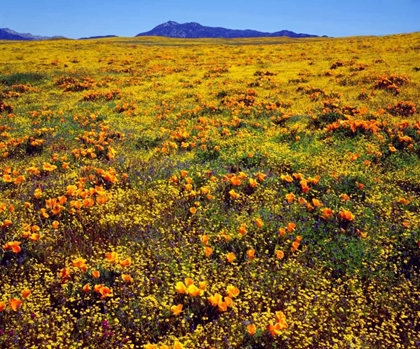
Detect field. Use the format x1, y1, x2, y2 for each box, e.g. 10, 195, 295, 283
0, 32, 420, 348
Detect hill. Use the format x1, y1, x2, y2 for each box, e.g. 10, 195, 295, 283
136, 20, 321, 38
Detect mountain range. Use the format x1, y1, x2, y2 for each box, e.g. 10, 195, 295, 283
0, 28, 66, 41
136, 21, 321, 38
0, 22, 322, 41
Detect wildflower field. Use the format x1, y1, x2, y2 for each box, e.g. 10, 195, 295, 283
0, 32, 420, 348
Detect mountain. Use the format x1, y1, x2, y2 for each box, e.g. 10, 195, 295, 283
79, 35, 118, 40
0, 28, 65, 41
136, 21, 320, 39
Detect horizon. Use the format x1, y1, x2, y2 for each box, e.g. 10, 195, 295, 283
1, 0, 419, 39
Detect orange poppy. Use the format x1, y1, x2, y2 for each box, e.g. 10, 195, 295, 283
98, 286, 112, 299
171, 304, 183, 316
249, 178, 258, 188
201, 234, 209, 245
312, 198, 323, 207
92, 270, 100, 279
338, 209, 355, 221
276, 250, 285, 260
3, 219, 12, 227
14, 175, 25, 185
105, 251, 118, 263
3, 241, 21, 254
72, 257, 87, 271
278, 227, 286, 236
2, 174, 13, 183
143, 344, 158, 349
21, 289, 31, 299
82, 284, 91, 292
0, 301, 6, 312
287, 222, 296, 232
282, 174, 293, 183
256, 172, 266, 182
187, 284, 203, 297
199, 281, 208, 290
121, 274, 133, 283
208, 293, 222, 307
217, 301, 228, 312
60, 267, 71, 282
238, 223, 247, 236
175, 282, 187, 294
247, 249, 255, 260
66, 185, 78, 196
51, 221, 59, 229
226, 252, 236, 263
229, 189, 240, 199
173, 341, 185, 349
9, 298, 22, 311
119, 257, 131, 267
29, 233, 40, 241
255, 217, 264, 228
291, 241, 300, 252
226, 285, 240, 298
230, 176, 242, 186
204, 246, 213, 257
247, 323, 257, 335
224, 296, 233, 307
321, 207, 334, 220
285, 193, 295, 203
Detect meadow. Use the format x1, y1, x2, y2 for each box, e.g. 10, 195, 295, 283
0, 32, 419, 348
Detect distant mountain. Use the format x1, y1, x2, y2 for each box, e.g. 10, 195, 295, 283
136, 21, 321, 39
79, 35, 118, 40
0, 28, 66, 41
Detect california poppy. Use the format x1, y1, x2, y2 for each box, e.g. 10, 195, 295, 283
72, 257, 87, 271
119, 257, 131, 267
321, 207, 334, 220
171, 304, 183, 316
173, 341, 185, 349
21, 289, 31, 298
229, 189, 240, 199
226, 252, 236, 263
121, 274, 133, 283
204, 246, 213, 257
247, 249, 255, 260
98, 286, 112, 299
0, 301, 6, 312
218, 301, 228, 312
187, 284, 203, 297
238, 223, 247, 236
208, 293, 222, 307
3, 241, 21, 254
199, 281, 208, 290
247, 323, 257, 335
255, 217, 264, 228
285, 193, 295, 203
105, 251, 118, 263
338, 209, 355, 221
175, 281, 187, 294
9, 298, 22, 311
226, 285, 240, 298
276, 250, 285, 259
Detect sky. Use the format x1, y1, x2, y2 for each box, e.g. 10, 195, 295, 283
1, 0, 419, 39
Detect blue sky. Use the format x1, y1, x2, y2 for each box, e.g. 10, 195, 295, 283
1, 0, 419, 38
